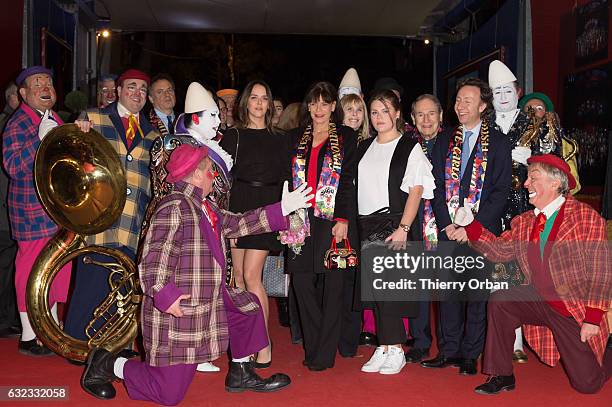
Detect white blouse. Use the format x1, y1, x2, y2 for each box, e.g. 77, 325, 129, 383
357, 136, 436, 216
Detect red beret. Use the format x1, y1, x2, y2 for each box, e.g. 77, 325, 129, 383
117, 69, 150, 87
166, 144, 209, 183
527, 154, 576, 190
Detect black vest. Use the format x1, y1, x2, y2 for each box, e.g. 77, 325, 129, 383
356, 135, 420, 240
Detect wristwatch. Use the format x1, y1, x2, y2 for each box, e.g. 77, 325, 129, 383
399, 223, 410, 232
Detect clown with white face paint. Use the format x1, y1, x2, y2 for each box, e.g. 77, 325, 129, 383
488, 60, 563, 364
146, 82, 234, 239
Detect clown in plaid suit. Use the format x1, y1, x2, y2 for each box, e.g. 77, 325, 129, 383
453, 154, 612, 394
2, 66, 71, 355
64, 69, 157, 342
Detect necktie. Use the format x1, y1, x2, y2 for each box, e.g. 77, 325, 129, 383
126, 114, 141, 142
530, 212, 547, 242
166, 115, 174, 134
460, 130, 473, 178
202, 200, 218, 237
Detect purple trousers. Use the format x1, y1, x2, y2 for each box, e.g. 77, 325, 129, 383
123, 288, 269, 405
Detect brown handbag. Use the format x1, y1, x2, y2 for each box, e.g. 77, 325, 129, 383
323, 238, 359, 270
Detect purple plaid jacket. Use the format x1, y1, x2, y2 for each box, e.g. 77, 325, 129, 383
2, 104, 63, 241
139, 181, 287, 366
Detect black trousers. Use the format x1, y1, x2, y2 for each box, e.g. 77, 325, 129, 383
374, 306, 406, 345
0, 232, 18, 329
64, 247, 135, 341
484, 285, 612, 393
438, 300, 488, 359
292, 271, 344, 368
338, 271, 361, 357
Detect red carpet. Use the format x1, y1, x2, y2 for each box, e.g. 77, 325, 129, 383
1, 311, 611, 407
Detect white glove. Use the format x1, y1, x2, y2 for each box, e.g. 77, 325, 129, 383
511, 146, 532, 166
281, 181, 313, 216
38, 110, 58, 140
454, 199, 475, 227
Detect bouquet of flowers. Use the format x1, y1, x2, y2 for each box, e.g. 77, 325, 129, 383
279, 208, 310, 255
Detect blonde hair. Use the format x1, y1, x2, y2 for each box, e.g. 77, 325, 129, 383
276, 102, 302, 130
340, 94, 370, 142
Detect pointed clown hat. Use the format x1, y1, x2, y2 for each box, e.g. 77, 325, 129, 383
338, 67, 361, 99
185, 82, 218, 114
488, 60, 517, 89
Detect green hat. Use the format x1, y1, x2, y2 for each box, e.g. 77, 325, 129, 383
519, 92, 554, 112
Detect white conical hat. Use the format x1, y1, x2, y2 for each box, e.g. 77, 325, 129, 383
339, 68, 361, 91
488, 60, 517, 88
185, 82, 217, 114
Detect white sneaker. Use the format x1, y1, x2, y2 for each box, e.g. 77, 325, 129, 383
196, 362, 220, 373
361, 346, 388, 373
379, 346, 406, 375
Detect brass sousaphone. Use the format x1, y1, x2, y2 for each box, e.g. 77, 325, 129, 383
28, 124, 141, 362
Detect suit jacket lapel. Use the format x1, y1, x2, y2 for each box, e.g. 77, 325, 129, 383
199, 212, 225, 269
107, 104, 129, 147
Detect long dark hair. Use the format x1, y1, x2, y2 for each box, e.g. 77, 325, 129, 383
300, 81, 339, 127
235, 80, 274, 131
368, 89, 404, 132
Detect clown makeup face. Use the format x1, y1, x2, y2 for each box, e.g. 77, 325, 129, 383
98, 79, 116, 108
524, 98, 547, 119
492, 83, 519, 113
118, 78, 148, 114
19, 74, 56, 112
190, 108, 221, 144
524, 164, 560, 210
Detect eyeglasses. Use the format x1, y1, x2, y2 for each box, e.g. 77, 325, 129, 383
101, 87, 116, 93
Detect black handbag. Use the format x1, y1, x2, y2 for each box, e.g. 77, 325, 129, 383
358, 207, 402, 243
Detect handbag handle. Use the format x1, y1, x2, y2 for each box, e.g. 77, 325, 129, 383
329, 238, 352, 251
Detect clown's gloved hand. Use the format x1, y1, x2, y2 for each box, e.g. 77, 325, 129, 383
281, 181, 313, 216
454, 199, 475, 227
38, 110, 58, 140
511, 146, 532, 166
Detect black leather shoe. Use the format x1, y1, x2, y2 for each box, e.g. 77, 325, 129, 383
81, 347, 117, 400
459, 358, 478, 375
307, 364, 327, 372
18, 339, 53, 356
420, 354, 462, 368
474, 375, 515, 395
359, 332, 378, 347
225, 362, 290, 393
405, 348, 429, 363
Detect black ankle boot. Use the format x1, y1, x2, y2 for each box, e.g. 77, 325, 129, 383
81, 347, 118, 400
277, 298, 290, 327
225, 361, 290, 393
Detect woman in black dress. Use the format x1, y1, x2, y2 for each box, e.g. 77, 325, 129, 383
287, 82, 359, 371
220, 80, 290, 367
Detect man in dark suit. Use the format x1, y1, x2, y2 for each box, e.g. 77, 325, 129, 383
421, 77, 511, 375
